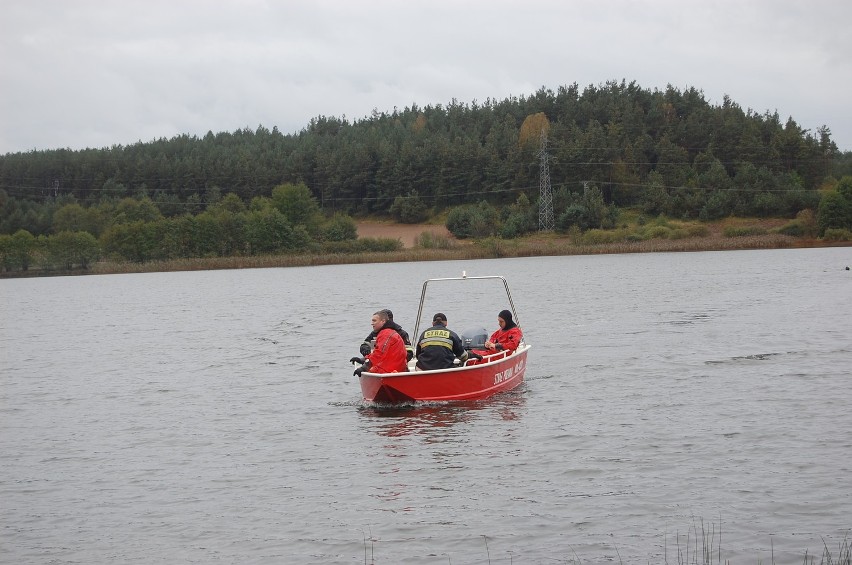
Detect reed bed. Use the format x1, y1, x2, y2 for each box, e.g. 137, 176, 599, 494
8, 230, 848, 279
661, 521, 849, 565
360, 521, 850, 565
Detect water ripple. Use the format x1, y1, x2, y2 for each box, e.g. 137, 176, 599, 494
2, 249, 850, 564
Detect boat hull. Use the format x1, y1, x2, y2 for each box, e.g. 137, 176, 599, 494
359, 345, 530, 404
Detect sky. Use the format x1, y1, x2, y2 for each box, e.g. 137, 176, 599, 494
2, 0, 850, 156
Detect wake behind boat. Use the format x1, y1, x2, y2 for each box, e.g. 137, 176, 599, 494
356, 273, 530, 404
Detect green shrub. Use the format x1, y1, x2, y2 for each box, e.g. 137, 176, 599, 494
388, 190, 429, 224
566, 225, 582, 244
100, 221, 152, 262
3, 230, 37, 270
795, 209, 818, 237
686, 224, 710, 237
389, 190, 429, 224
499, 210, 534, 238
581, 229, 624, 245
642, 225, 673, 240
557, 204, 590, 231
699, 190, 738, 220
415, 231, 455, 249
446, 202, 498, 239
244, 209, 292, 255
46, 231, 101, 270
499, 194, 536, 238
776, 221, 804, 237
817, 179, 852, 235
322, 214, 357, 242
823, 228, 852, 241
446, 206, 476, 238
477, 237, 512, 258
271, 182, 322, 234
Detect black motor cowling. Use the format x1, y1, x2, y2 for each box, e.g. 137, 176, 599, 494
460, 327, 488, 350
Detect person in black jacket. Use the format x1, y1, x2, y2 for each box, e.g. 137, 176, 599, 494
359, 309, 413, 361
414, 313, 472, 370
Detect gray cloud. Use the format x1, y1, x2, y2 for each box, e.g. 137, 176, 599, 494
2, 0, 850, 154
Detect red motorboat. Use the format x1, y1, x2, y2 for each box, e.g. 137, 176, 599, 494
359, 345, 530, 403
357, 273, 530, 404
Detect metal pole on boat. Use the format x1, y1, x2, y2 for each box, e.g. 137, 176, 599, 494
502, 276, 520, 329
411, 273, 520, 340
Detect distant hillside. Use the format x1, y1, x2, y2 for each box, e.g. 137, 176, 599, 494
2, 79, 851, 238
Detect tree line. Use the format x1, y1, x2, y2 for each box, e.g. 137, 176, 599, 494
2, 79, 852, 271
0, 183, 403, 272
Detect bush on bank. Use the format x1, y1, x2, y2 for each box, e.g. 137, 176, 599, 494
4, 175, 852, 275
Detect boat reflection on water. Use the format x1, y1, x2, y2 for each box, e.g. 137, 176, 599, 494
358, 390, 527, 505
359, 388, 527, 438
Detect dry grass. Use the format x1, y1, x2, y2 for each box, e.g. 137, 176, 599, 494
355, 221, 453, 248
77, 232, 800, 276
5, 219, 850, 279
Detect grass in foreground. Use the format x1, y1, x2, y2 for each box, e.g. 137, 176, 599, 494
359, 519, 850, 565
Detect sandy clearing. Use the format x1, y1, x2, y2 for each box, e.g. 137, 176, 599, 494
356, 222, 454, 248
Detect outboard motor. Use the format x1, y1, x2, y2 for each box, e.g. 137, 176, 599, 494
460, 327, 488, 350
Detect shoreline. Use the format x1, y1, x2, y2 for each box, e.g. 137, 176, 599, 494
2, 231, 849, 279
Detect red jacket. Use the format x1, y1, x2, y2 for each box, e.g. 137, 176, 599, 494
367, 327, 408, 373
488, 326, 523, 353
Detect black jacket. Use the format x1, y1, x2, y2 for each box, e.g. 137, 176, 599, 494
415, 323, 468, 370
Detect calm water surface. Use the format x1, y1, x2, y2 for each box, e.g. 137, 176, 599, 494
1, 248, 850, 564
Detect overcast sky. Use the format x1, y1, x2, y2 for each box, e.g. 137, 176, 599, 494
2, 0, 850, 156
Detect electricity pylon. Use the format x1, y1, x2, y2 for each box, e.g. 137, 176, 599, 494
538, 130, 554, 231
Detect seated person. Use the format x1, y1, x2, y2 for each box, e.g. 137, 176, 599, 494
414, 313, 470, 370
358, 308, 414, 361
350, 310, 408, 376
472, 309, 523, 360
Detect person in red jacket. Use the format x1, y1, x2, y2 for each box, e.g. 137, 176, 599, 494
350, 310, 408, 376
483, 309, 523, 355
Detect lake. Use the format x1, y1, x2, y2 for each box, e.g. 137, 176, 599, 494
1, 247, 850, 564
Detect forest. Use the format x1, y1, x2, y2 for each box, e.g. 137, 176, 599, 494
2, 80, 852, 272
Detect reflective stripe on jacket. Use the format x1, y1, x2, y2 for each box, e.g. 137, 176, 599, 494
415, 324, 467, 370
